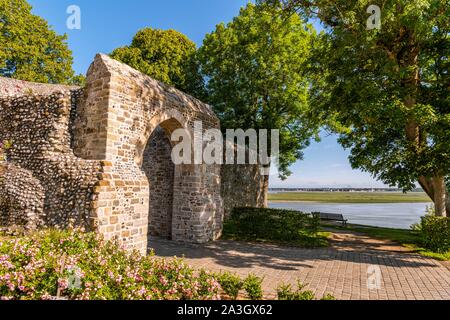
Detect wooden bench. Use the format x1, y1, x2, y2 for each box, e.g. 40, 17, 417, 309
314, 212, 348, 226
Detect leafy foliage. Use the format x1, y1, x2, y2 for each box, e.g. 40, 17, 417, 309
263, 0, 449, 211
223, 207, 327, 247
0, 0, 82, 84
321, 293, 337, 300
216, 272, 265, 300
277, 280, 335, 300
198, 3, 321, 179
0, 229, 222, 300
419, 215, 450, 252
110, 28, 205, 99
242, 273, 264, 300
216, 271, 243, 299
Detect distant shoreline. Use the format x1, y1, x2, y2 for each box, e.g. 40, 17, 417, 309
268, 200, 432, 204
268, 191, 432, 204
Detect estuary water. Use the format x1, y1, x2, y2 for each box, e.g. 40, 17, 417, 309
269, 201, 432, 229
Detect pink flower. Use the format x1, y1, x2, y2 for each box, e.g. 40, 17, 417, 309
58, 279, 68, 290
159, 276, 168, 286
41, 293, 52, 300
138, 286, 147, 295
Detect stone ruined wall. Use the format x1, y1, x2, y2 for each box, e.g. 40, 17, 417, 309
143, 127, 174, 239
221, 164, 267, 218
0, 54, 224, 253
72, 54, 223, 252
0, 78, 102, 230
0, 163, 44, 229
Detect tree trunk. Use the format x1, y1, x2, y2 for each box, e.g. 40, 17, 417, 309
254, 164, 270, 208
446, 189, 450, 217
398, 33, 447, 216
418, 176, 434, 201
261, 172, 269, 208
419, 175, 448, 217
432, 176, 447, 217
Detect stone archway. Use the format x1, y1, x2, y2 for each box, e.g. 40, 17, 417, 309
140, 113, 189, 243
142, 125, 175, 239
72, 54, 224, 254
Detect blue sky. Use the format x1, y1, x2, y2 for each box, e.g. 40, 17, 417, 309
28, 0, 388, 188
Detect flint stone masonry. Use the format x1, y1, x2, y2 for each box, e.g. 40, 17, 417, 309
0, 163, 44, 229
0, 81, 102, 230
0, 54, 224, 253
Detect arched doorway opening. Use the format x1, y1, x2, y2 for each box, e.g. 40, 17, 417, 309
142, 122, 177, 240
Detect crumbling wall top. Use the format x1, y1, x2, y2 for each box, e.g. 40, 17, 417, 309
0, 77, 79, 98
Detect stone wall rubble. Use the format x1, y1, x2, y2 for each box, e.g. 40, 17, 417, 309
0, 54, 224, 253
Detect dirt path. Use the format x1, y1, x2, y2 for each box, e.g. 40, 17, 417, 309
327, 229, 412, 253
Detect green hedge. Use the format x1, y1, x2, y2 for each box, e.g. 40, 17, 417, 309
420, 215, 450, 253
223, 207, 325, 247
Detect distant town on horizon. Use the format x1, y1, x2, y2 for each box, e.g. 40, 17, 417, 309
269, 187, 426, 193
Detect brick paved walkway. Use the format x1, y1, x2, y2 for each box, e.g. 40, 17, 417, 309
148, 231, 450, 300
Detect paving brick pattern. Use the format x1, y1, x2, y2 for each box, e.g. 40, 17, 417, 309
149, 231, 450, 300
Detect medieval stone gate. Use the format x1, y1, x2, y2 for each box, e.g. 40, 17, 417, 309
0, 54, 223, 253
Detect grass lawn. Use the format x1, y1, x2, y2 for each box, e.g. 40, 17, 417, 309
326, 224, 450, 261
268, 191, 431, 203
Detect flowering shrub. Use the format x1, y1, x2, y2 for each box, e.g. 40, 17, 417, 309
0, 229, 221, 300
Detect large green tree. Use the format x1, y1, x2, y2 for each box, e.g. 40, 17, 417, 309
110, 28, 205, 99
264, 0, 450, 216
197, 3, 320, 202
0, 0, 81, 84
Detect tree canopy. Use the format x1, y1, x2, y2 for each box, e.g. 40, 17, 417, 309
110, 28, 205, 99
198, 2, 320, 180
263, 0, 450, 215
0, 0, 81, 84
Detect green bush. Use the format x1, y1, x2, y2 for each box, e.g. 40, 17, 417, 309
224, 207, 326, 247
419, 215, 450, 253
277, 281, 314, 300
216, 271, 243, 299
277, 281, 335, 300
242, 273, 263, 300
0, 229, 222, 300
411, 206, 434, 231
321, 293, 337, 300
